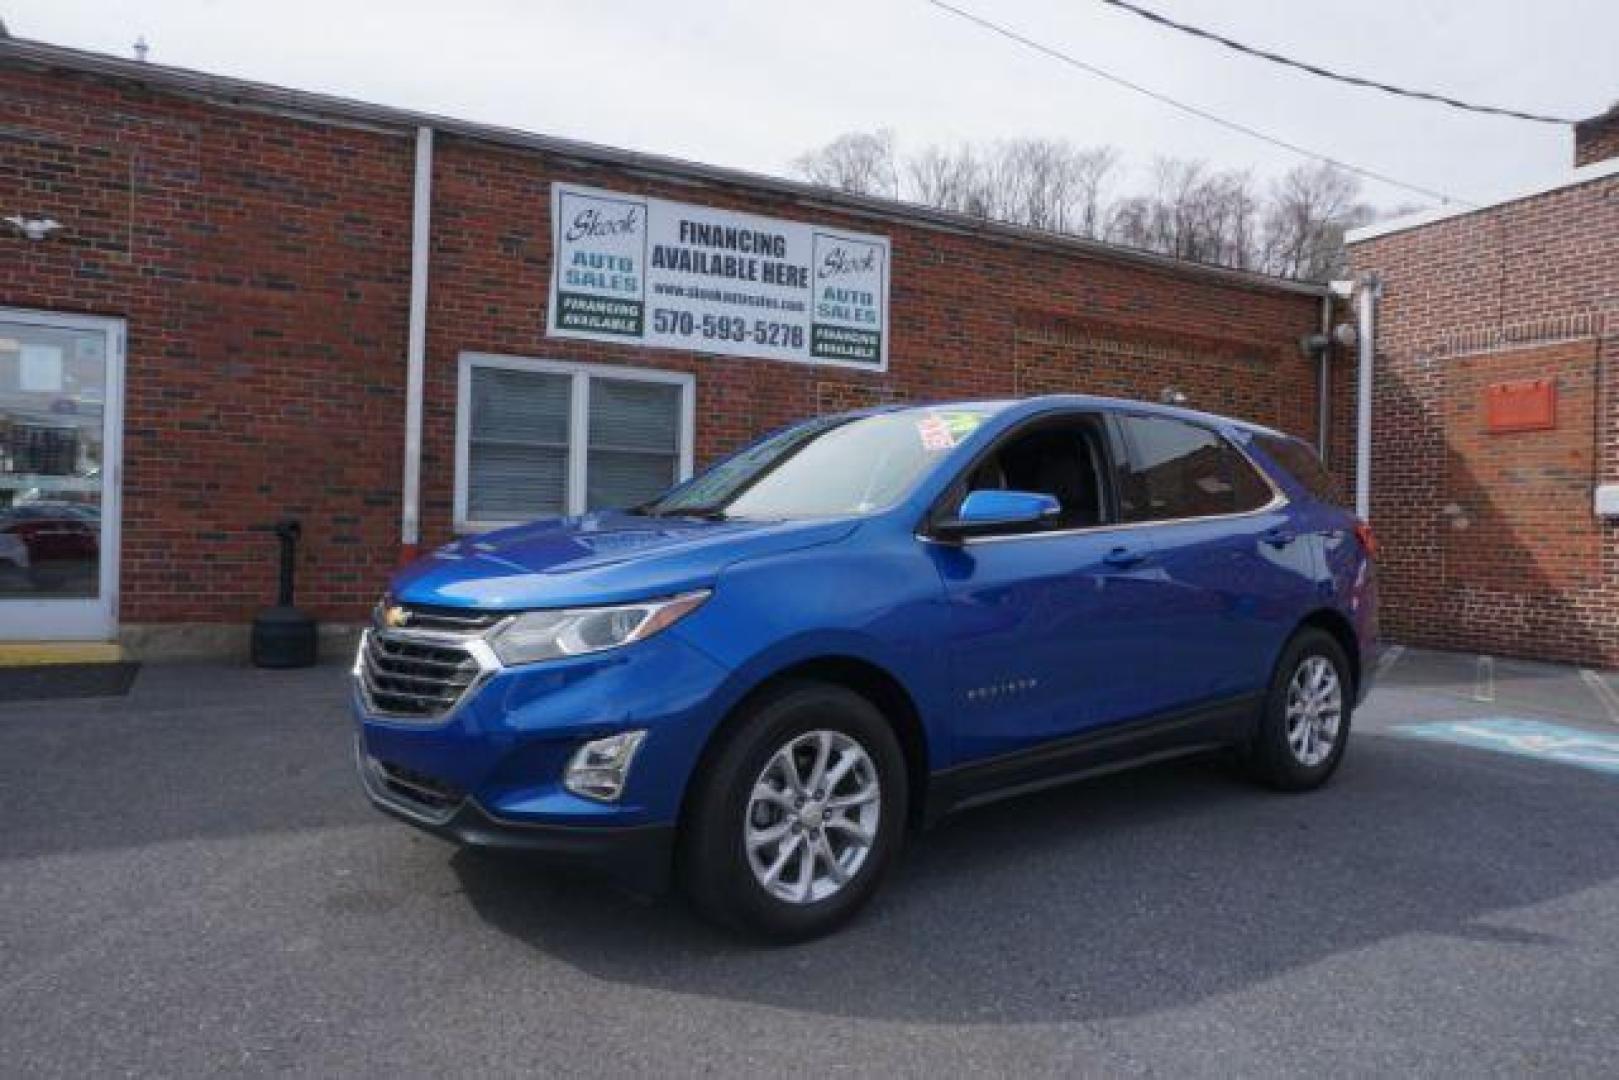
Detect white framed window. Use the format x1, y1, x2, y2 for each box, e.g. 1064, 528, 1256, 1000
454, 354, 695, 531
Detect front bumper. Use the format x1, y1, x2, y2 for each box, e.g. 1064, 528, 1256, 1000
357, 739, 676, 892
353, 619, 734, 895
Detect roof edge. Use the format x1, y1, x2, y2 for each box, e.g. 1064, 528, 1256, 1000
0, 35, 1327, 299
1346, 154, 1619, 245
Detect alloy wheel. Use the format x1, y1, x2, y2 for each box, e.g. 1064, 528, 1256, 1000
1285, 654, 1343, 767
743, 730, 881, 904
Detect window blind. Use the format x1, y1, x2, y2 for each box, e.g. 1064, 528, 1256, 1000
586, 378, 681, 510
466, 367, 571, 521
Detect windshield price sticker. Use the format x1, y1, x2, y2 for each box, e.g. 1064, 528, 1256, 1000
915, 410, 987, 452
549, 183, 890, 370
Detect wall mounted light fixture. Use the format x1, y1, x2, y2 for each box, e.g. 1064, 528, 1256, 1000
4, 216, 63, 241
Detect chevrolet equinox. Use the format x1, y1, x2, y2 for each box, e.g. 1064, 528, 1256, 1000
354, 396, 1378, 940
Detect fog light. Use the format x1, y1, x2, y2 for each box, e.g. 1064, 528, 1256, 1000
564, 730, 648, 802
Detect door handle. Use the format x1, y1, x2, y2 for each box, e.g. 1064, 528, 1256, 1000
1102, 545, 1146, 569
1262, 527, 1298, 548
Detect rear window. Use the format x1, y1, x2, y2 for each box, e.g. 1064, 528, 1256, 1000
1256, 434, 1345, 506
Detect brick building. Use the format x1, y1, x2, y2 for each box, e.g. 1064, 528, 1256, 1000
0, 35, 1339, 658
1575, 103, 1619, 168
1346, 122, 1619, 668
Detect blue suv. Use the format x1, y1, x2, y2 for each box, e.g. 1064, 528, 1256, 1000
355, 396, 1378, 939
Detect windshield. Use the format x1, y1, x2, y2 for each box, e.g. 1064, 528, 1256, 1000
643, 408, 995, 520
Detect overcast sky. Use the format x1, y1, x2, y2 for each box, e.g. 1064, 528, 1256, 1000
7, 1, 1614, 212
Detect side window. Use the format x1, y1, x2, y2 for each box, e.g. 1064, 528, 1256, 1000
1227, 442, 1275, 512
1114, 415, 1270, 522
1256, 434, 1345, 506
943, 415, 1110, 531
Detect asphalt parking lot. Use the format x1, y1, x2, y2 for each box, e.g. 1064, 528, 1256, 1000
3, 650, 1618, 1076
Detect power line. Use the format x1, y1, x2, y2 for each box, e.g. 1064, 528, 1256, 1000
924, 0, 1472, 206
1098, 0, 1575, 126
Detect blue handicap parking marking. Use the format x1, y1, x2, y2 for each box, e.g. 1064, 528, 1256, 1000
1397, 718, 1619, 777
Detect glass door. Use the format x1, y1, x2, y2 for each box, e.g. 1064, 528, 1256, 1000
0, 310, 124, 640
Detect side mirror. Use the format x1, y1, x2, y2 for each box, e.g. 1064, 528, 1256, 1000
934, 489, 1061, 540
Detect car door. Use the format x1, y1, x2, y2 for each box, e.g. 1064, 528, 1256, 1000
924, 411, 1175, 765
1108, 413, 1315, 712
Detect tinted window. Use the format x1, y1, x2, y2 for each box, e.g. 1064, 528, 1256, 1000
1114, 415, 1270, 522
1256, 434, 1345, 506
1228, 443, 1274, 512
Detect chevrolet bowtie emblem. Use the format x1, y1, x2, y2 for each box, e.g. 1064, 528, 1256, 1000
382, 605, 410, 629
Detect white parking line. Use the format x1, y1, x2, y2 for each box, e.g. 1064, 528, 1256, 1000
1579, 669, 1619, 726
1375, 644, 1405, 677
1474, 655, 1495, 703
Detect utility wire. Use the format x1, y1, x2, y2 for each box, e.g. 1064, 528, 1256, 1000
925, 0, 1471, 206
1098, 0, 1575, 126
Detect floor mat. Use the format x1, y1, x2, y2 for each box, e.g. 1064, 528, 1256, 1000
0, 663, 141, 703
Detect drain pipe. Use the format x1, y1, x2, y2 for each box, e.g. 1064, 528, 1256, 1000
1316, 292, 1332, 460
400, 126, 433, 562
1354, 274, 1381, 521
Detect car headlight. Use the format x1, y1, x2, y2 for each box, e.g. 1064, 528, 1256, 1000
490, 590, 710, 666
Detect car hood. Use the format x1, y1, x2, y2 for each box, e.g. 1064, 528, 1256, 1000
391, 511, 859, 609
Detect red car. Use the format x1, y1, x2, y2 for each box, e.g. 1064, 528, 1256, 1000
0, 502, 99, 585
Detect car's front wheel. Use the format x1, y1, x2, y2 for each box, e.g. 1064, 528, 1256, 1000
1246, 628, 1353, 791
679, 681, 907, 941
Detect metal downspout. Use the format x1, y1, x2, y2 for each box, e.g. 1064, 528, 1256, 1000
1354, 274, 1381, 520
401, 126, 433, 560
1317, 293, 1332, 460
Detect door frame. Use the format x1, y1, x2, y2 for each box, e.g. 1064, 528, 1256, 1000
0, 307, 126, 641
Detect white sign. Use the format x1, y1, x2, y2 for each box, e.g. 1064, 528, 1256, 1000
547, 183, 890, 370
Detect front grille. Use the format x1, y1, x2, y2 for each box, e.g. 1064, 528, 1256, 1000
356, 601, 509, 721
357, 628, 495, 724
372, 758, 465, 813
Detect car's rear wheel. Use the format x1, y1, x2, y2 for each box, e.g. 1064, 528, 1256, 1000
679, 681, 907, 942
1246, 628, 1353, 791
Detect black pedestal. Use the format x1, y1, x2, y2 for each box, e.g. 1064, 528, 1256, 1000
251, 605, 318, 668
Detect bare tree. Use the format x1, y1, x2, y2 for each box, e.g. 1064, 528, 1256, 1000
791, 129, 898, 198
1195, 168, 1260, 270
994, 139, 1114, 235
1103, 193, 1156, 252
1259, 162, 1376, 280
1106, 157, 1259, 269
902, 138, 1117, 236
790, 131, 1380, 280
1069, 145, 1119, 239
991, 139, 1063, 230
906, 143, 989, 216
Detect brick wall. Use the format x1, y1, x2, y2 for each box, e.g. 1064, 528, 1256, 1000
1, 65, 413, 629
1349, 172, 1619, 667
1575, 106, 1619, 167
1011, 313, 1317, 438
1, 60, 1326, 638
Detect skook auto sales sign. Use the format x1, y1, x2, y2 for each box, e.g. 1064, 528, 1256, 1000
548, 183, 890, 370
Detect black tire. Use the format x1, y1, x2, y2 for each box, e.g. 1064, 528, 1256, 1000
678, 680, 908, 942
1246, 628, 1354, 792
